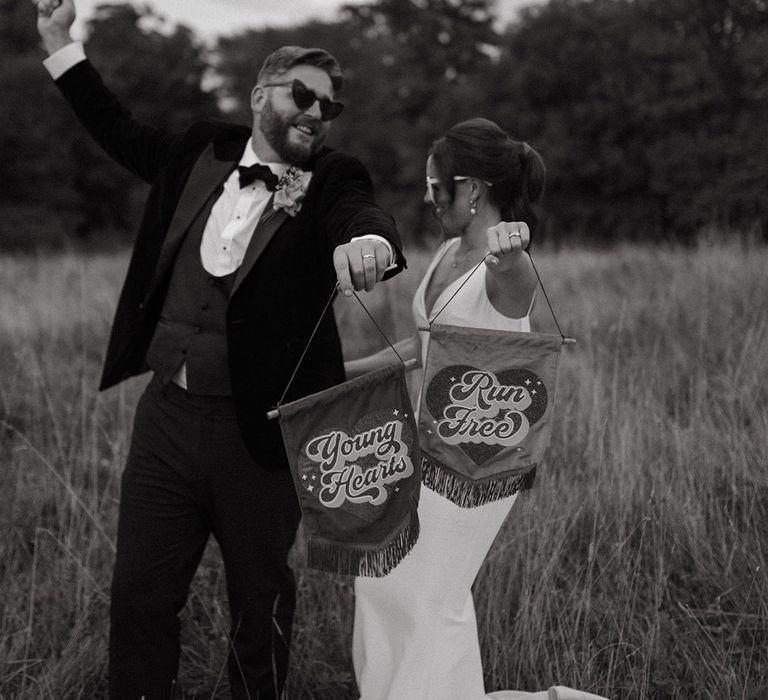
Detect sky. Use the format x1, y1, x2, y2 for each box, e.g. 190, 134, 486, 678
70, 0, 543, 40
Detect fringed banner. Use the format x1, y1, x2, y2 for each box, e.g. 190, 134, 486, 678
418, 323, 564, 508
278, 363, 420, 577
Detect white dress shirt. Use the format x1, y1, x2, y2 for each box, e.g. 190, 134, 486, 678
201, 143, 288, 275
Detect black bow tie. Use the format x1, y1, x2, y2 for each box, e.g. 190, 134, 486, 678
238, 163, 279, 191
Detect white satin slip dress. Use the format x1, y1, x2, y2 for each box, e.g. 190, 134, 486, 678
352, 238, 531, 700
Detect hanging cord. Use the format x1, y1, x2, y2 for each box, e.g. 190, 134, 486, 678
351, 290, 405, 364
430, 258, 486, 325
528, 255, 576, 344
269, 282, 411, 420
277, 282, 339, 408
429, 248, 575, 345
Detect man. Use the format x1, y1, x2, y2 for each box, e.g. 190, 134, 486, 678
34, 1, 406, 697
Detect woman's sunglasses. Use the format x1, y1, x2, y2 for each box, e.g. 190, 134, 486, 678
425, 176, 491, 205
262, 79, 344, 122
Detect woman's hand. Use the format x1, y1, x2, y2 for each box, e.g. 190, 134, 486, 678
483, 221, 537, 318
484, 221, 530, 274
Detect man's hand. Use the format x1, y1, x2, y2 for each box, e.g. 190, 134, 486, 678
34, 0, 76, 54
333, 239, 391, 297
484, 221, 530, 274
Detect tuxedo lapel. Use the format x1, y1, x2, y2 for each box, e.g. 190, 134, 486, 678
152, 143, 237, 290
232, 203, 290, 296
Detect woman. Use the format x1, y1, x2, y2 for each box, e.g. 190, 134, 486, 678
347, 117, 541, 700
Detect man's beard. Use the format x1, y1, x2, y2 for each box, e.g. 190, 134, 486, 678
260, 100, 325, 166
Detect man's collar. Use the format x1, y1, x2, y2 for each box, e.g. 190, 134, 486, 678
240, 138, 290, 177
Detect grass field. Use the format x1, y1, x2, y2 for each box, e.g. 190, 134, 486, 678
1, 241, 766, 699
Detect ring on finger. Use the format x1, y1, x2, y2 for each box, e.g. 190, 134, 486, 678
509, 231, 521, 239
362, 253, 376, 260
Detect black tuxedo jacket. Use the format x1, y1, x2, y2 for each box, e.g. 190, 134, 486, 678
55, 60, 406, 469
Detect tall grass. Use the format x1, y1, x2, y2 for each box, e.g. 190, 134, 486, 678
0, 242, 766, 698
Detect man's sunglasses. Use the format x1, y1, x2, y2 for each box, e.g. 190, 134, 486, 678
262, 79, 344, 122
425, 176, 492, 205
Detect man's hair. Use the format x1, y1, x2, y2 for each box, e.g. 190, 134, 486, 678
257, 46, 343, 92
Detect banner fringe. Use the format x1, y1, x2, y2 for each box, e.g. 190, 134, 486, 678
421, 457, 536, 508
306, 507, 420, 578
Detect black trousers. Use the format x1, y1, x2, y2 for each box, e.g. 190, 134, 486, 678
109, 377, 301, 699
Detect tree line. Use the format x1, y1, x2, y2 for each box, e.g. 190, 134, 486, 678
2, 0, 766, 250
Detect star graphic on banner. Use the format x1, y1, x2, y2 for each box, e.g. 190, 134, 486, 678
404, 413, 409, 418
301, 474, 307, 481
450, 376, 457, 382
531, 389, 537, 395
537, 380, 542, 385
307, 485, 314, 492
395, 487, 400, 492
310, 474, 316, 481
426, 429, 433, 434
393, 409, 399, 416
525, 378, 531, 385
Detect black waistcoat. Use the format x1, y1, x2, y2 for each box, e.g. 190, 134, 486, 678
146, 192, 237, 396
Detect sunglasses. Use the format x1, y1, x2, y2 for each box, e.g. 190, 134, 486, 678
425, 176, 491, 205
262, 79, 344, 121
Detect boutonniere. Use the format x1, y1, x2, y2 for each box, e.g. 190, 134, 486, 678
273, 166, 312, 217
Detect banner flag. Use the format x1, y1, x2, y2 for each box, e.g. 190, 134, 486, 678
278, 363, 420, 577
418, 323, 564, 508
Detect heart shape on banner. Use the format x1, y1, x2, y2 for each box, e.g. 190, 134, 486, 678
425, 365, 548, 465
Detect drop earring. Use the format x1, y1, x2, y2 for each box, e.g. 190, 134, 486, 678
469, 198, 477, 215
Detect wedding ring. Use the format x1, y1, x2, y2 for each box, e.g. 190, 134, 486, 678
509, 231, 521, 238
362, 254, 376, 259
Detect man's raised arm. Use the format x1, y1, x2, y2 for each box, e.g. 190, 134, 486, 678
33, 0, 182, 185
35, 0, 76, 56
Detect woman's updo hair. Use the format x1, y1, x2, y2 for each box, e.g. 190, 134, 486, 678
429, 117, 546, 235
